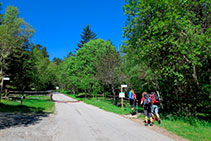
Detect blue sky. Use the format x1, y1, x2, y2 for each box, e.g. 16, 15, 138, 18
1, 0, 126, 60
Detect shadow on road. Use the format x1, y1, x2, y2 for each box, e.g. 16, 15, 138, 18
0, 112, 49, 130
0, 103, 50, 130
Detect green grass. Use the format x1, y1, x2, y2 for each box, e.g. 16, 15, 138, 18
83, 98, 132, 114
0, 96, 55, 113
138, 114, 211, 141
160, 117, 211, 141
26, 95, 50, 99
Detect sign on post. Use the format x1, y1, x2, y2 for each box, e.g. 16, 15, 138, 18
3, 77, 10, 80
121, 85, 127, 88
120, 84, 127, 111
56, 86, 59, 90
119, 92, 125, 98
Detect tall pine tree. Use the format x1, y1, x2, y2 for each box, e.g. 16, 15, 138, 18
75, 24, 97, 53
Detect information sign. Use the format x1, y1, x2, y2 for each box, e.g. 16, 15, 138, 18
119, 92, 125, 98
3, 77, 10, 80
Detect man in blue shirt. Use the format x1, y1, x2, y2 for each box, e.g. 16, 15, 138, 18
128, 89, 136, 115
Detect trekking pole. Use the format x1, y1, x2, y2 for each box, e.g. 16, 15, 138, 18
136, 101, 138, 115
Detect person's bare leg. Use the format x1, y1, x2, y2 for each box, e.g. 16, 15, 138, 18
145, 116, 148, 126
156, 113, 161, 124
152, 113, 155, 120
150, 117, 153, 126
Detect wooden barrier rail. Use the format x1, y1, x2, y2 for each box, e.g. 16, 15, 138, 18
9, 91, 51, 95
3, 90, 53, 105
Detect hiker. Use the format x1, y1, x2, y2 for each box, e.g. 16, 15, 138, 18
140, 92, 153, 126
151, 92, 161, 124
128, 89, 136, 115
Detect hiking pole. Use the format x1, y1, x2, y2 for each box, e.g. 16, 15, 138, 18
136, 101, 138, 115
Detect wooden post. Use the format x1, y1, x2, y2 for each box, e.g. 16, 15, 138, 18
5, 89, 8, 98
50, 90, 53, 101
0, 78, 4, 103
121, 86, 123, 111
5, 89, 8, 95
20, 91, 24, 105
21, 95, 23, 105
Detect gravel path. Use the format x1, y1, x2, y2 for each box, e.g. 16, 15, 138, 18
0, 92, 173, 141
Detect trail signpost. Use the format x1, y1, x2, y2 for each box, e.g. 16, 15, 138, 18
119, 84, 127, 111
0, 77, 10, 102
3, 77, 10, 80
119, 92, 125, 98
121, 85, 127, 88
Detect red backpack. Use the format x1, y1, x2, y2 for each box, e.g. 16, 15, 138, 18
151, 92, 159, 102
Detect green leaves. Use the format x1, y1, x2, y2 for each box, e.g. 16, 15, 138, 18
30, 46, 54, 90
123, 0, 211, 116
74, 39, 111, 92
56, 39, 116, 95
0, 5, 35, 91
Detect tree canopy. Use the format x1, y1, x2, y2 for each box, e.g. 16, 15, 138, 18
122, 0, 211, 116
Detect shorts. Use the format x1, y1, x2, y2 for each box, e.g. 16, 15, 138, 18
151, 104, 159, 114
129, 99, 135, 108
143, 105, 152, 117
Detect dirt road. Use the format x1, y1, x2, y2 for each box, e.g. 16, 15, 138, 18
0, 92, 173, 141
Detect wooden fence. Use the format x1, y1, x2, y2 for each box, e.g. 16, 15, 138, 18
2, 90, 53, 104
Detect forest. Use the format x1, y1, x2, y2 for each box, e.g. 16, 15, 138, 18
0, 0, 210, 119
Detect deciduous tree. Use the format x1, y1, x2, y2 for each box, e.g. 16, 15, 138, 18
123, 0, 211, 116
95, 46, 122, 104
0, 6, 34, 99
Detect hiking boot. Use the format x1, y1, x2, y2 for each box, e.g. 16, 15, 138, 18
158, 120, 161, 124
130, 111, 134, 115
145, 123, 148, 126
150, 123, 153, 126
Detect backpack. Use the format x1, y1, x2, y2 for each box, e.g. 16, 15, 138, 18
143, 93, 152, 105
128, 91, 134, 99
151, 92, 159, 102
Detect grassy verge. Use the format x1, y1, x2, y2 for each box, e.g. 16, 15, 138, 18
0, 95, 55, 113
83, 97, 131, 115
138, 113, 211, 140
159, 118, 210, 141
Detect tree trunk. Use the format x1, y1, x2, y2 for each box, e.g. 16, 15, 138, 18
111, 83, 116, 105
183, 55, 200, 87
192, 65, 199, 88
72, 86, 76, 95
0, 67, 3, 103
